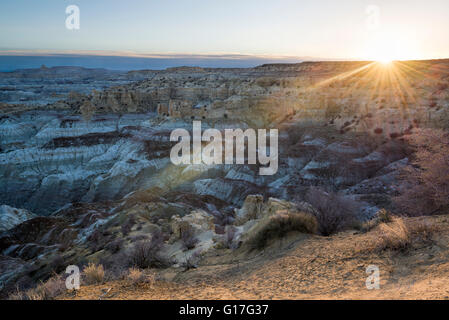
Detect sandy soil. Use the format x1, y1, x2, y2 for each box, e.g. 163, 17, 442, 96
60, 215, 449, 300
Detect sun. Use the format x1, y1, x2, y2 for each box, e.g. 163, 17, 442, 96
377, 58, 393, 65
368, 49, 395, 65
362, 31, 421, 64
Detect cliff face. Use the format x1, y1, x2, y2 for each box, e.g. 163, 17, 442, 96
39, 60, 447, 134
0, 112, 152, 214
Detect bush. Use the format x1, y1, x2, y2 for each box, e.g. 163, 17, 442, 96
249, 210, 317, 250
128, 231, 167, 268
306, 187, 360, 236
370, 217, 436, 252
83, 263, 105, 285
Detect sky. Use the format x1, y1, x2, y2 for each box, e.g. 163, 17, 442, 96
0, 0, 449, 61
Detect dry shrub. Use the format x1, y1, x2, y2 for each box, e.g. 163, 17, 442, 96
306, 187, 361, 236
83, 263, 105, 285
249, 211, 317, 250
370, 217, 436, 252
126, 268, 155, 286
127, 231, 167, 268
394, 129, 449, 216
10, 275, 66, 300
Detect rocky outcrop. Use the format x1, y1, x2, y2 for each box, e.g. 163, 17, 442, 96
171, 210, 215, 239
234, 195, 264, 225
0, 205, 36, 232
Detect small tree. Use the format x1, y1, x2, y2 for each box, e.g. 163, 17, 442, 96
394, 129, 449, 216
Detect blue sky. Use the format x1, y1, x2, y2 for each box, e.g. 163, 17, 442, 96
1, 0, 449, 60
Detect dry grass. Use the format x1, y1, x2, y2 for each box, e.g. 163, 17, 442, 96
249, 210, 317, 250
367, 217, 437, 252
9, 275, 66, 300
83, 263, 105, 285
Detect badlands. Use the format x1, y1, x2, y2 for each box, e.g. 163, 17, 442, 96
0, 60, 448, 299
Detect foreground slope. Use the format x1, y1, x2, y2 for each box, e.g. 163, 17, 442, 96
60, 214, 449, 300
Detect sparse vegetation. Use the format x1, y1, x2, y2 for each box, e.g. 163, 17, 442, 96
394, 129, 449, 216
9, 275, 66, 300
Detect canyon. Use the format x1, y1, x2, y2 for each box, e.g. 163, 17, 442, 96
0, 60, 448, 298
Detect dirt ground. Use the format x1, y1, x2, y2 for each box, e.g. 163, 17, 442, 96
59, 215, 449, 300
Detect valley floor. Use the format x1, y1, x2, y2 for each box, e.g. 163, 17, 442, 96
60, 215, 449, 300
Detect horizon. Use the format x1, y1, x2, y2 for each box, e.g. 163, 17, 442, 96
1, 52, 449, 72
